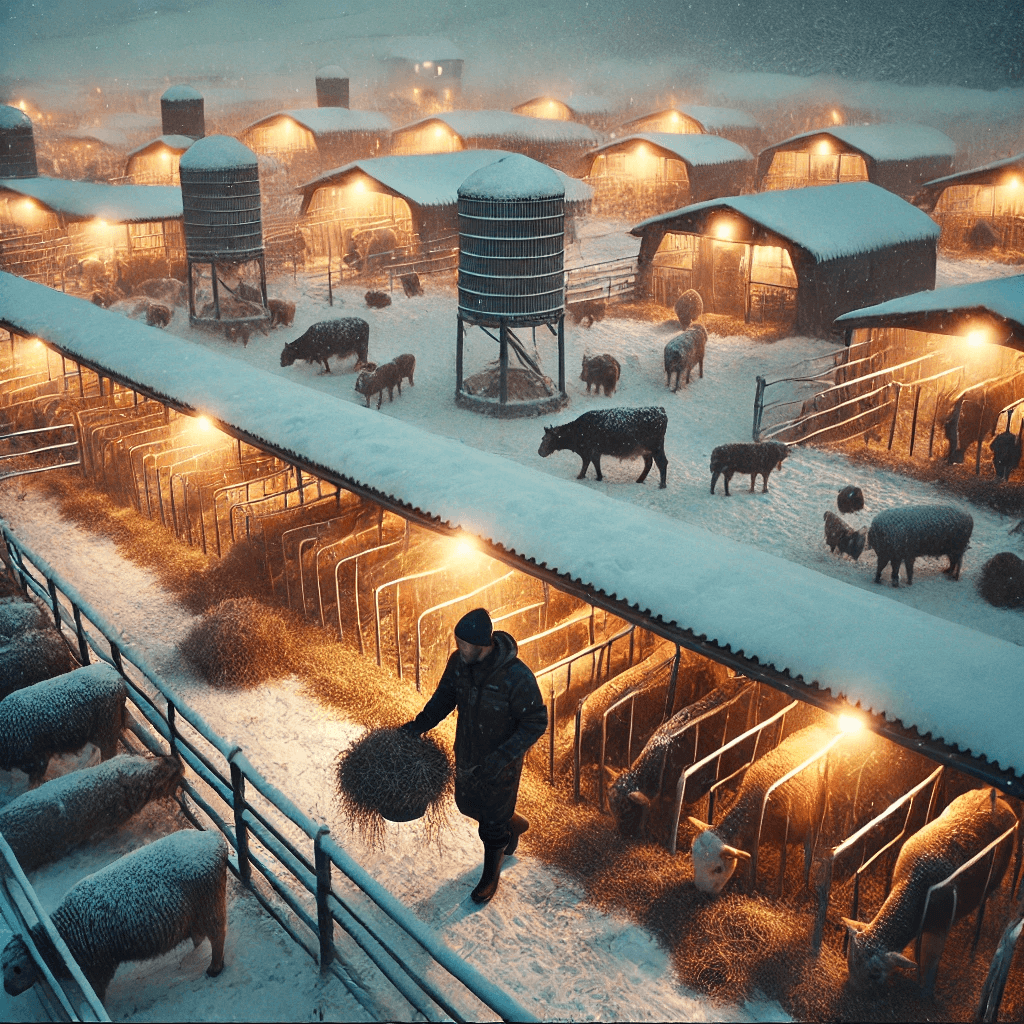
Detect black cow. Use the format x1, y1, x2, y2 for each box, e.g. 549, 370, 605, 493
538, 407, 669, 488
280, 319, 369, 374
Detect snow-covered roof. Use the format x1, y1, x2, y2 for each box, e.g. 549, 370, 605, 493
162, 85, 203, 102
0, 176, 182, 222
244, 108, 392, 138
622, 105, 759, 132
385, 37, 463, 62
0, 105, 33, 131
179, 134, 257, 171
1, 269, 1021, 781
394, 111, 599, 146
836, 274, 1024, 340
632, 182, 940, 263
299, 150, 591, 209
592, 133, 753, 168
126, 134, 195, 160
316, 65, 349, 79
764, 124, 956, 162
913, 152, 1024, 210
563, 95, 618, 115
459, 153, 564, 200
60, 127, 129, 149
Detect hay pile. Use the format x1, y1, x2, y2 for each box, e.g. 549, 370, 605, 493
178, 598, 300, 687
462, 365, 555, 401
336, 727, 452, 847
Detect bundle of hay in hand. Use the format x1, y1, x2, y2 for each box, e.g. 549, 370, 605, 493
336, 727, 452, 848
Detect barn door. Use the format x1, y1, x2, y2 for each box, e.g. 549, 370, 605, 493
710, 240, 748, 317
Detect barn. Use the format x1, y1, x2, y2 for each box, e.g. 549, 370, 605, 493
45, 126, 129, 182
912, 152, 1024, 257
584, 133, 753, 220
615, 105, 763, 151
755, 124, 956, 197
381, 37, 464, 110
631, 181, 940, 336
123, 135, 195, 185
387, 111, 600, 174
295, 149, 592, 263
512, 95, 623, 131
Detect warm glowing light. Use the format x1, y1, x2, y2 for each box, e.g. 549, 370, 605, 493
434, 125, 446, 137
96, 87, 102, 94
436, 65, 443, 75
1007, 176, 1022, 189
160, 150, 170, 162
19, 199, 36, 214
423, 61, 433, 69
816, 139, 832, 155
94, 219, 108, 230
838, 714, 865, 734
713, 219, 735, 241
18, 100, 27, 111
453, 538, 476, 559
351, 178, 365, 192
830, 108, 842, 125
965, 329, 988, 347
195, 415, 213, 431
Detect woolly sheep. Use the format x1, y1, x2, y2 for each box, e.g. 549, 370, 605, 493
664, 325, 707, 391
0, 628, 77, 701
0, 598, 45, 641
709, 441, 789, 496
580, 354, 621, 396
867, 505, 974, 587
837, 485, 864, 513
0, 754, 183, 873
2, 829, 228, 1001
674, 289, 703, 328
824, 510, 866, 560
689, 724, 837, 896
0, 664, 126, 783
354, 360, 403, 409
844, 788, 1016, 995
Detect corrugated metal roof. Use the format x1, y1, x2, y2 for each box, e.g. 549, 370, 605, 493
0, 176, 182, 222
592, 133, 753, 168
632, 182, 940, 262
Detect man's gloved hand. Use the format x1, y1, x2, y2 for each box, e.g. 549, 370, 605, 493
399, 721, 423, 736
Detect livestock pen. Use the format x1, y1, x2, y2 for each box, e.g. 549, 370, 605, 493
2, 272, 1024, 1021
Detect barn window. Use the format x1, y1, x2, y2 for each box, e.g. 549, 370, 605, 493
749, 245, 796, 288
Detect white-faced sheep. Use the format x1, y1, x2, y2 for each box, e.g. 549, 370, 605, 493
664, 326, 707, 391
0, 628, 77, 700
709, 441, 789, 496
824, 510, 866, 560
2, 829, 228, 1002
867, 505, 974, 587
0, 664, 126, 783
689, 724, 838, 896
844, 788, 1016, 995
0, 754, 183, 873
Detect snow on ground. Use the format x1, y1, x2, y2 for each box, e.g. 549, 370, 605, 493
0, 484, 788, 1024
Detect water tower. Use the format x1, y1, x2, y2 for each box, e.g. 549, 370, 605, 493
316, 66, 350, 109
161, 85, 205, 140
179, 135, 268, 332
456, 154, 568, 417
0, 106, 38, 178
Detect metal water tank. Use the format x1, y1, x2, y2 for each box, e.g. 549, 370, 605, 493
315, 66, 350, 109
161, 85, 205, 140
458, 153, 565, 324
0, 106, 38, 178
178, 135, 263, 259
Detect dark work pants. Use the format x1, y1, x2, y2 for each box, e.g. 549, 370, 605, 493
477, 818, 512, 847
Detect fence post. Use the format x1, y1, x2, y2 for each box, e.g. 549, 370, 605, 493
752, 376, 766, 440
72, 605, 90, 665
167, 701, 179, 759
228, 751, 252, 886
314, 826, 335, 971
46, 578, 61, 630
887, 384, 902, 450
908, 386, 922, 457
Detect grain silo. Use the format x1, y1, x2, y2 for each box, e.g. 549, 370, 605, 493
316, 66, 350, 109
161, 85, 205, 141
179, 135, 268, 332
0, 105, 39, 179
455, 153, 568, 415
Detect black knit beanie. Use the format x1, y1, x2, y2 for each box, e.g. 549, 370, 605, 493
454, 607, 493, 646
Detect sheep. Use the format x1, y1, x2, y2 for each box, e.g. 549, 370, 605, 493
267, 298, 295, 327
0, 664, 126, 784
400, 273, 423, 298
538, 407, 669, 488
281, 319, 369, 374
2, 829, 228, 1002
843, 788, 1017, 995
132, 277, 187, 307
977, 551, 1024, 608
145, 302, 171, 328
867, 505, 974, 587
90, 288, 120, 309
0, 628, 77, 700
689, 723, 837, 896
567, 300, 606, 327
837, 485, 864, 513
354, 361, 402, 409
709, 441, 789, 496
664, 325, 707, 391
674, 288, 703, 328
824, 510, 866, 560
0, 598, 45, 641
391, 353, 415, 390
0, 754, 183, 873
580, 354, 621, 396
364, 290, 391, 308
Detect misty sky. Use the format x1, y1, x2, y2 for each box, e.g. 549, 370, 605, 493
2, 0, 1022, 91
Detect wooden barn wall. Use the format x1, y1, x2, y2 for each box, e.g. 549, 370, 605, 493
872, 153, 957, 198
689, 159, 754, 203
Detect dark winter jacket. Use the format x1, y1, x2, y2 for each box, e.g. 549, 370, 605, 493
410, 631, 547, 822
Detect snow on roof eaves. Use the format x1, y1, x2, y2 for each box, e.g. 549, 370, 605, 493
301, 150, 591, 207
1, 270, 1021, 778
916, 152, 1024, 192
0, 105, 32, 130
397, 111, 599, 145
126, 135, 195, 160
594, 133, 753, 167
836, 274, 1024, 331
248, 109, 392, 136
60, 127, 129, 149
767, 124, 956, 162
676, 105, 759, 130
0, 177, 182, 222
632, 182, 940, 262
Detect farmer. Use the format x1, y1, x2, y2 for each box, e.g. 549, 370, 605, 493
402, 607, 548, 903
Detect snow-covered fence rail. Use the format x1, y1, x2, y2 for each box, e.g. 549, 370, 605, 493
565, 257, 637, 306
0, 522, 538, 1023
0, 424, 80, 482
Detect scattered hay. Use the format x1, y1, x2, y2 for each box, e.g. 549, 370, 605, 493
335, 727, 452, 848
978, 551, 1024, 608
462, 365, 556, 401
178, 598, 299, 687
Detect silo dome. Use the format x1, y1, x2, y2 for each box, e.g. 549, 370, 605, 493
0, 105, 38, 179
161, 85, 205, 139
179, 135, 262, 259
315, 66, 350, 109
458, 154, 565, 324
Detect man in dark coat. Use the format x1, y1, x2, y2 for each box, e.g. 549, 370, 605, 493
402, 607, 547, 903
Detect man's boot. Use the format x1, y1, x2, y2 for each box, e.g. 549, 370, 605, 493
505, 813, 529, 855
470, 843, 506, 903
